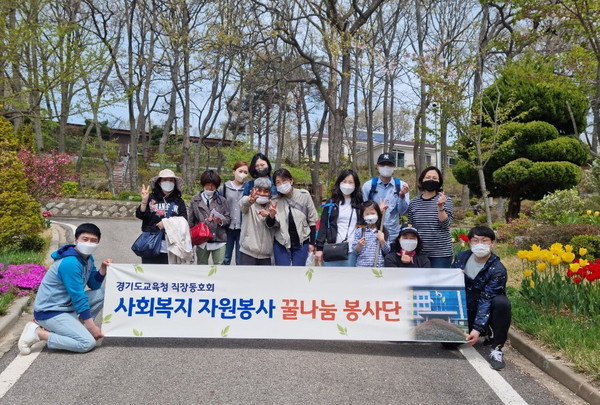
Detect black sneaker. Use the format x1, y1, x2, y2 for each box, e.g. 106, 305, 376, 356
489, 346, 505, 370
482, 337, 493, 346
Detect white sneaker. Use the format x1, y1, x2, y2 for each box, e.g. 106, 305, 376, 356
18, 321, 40, 355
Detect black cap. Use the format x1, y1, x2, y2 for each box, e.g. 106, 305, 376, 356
377, 153, 395, 165
399, 223, 419, 236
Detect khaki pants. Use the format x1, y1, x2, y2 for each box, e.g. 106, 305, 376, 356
196, 245, 226, 265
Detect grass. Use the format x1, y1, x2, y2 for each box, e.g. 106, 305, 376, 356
0, 292, 16, 315
508, 287, 600, 383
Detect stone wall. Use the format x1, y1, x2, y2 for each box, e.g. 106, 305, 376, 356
45, 198, 139, 218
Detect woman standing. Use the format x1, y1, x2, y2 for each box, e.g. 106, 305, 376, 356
243, 153, 277, 196
188, 170, 231, 265
407, 166, 454, 268
266, 168, 319, 266
136, 169, 187, 264
315, 169, 362, 267
220, 161, 249, 265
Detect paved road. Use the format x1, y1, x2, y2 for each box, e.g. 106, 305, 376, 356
0, 218, 586, 404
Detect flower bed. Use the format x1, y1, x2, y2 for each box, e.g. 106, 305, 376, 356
0, 263, 46, 296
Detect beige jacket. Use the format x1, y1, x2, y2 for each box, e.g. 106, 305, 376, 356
163, 217, 196, 264
239, 196, 275, 259
268, 188, 318, 248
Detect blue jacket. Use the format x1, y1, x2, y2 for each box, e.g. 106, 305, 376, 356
34, 245, 105, 321
452, 250, 508, 334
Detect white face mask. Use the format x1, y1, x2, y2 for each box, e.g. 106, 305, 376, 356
255, 196, 270, 205
160, 181, 175, 193
400, 239, 418, 252
234, 172, 247, 183
471, 243, 491, 258
378, 166, 394, 178
340, 184, 355, 196
76, 241, 98, 256
277, 183, 292, 195
203, 189, 216, 198
364, 214, 378, 225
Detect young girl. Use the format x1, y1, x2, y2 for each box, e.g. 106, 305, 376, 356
384, 224, 431, 268
352, 200, 390, 267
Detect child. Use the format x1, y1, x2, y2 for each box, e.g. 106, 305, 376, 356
352, 200, 390, 267
384, 223, 431, 268
238, 177, 275, 265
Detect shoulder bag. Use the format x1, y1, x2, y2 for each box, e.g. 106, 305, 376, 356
131, 202, 174, 257
322, 205, 353, 262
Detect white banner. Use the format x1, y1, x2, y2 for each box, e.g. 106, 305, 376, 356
102, 264, 468, 342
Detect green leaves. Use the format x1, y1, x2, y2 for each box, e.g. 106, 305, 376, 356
337, 324, 348, 336
133, 264, 144, 274
372, 268, 383, 278
221, 326, 231, 337
208, 265, 217, 277
305, 268, 314, 282
102, 314, 113, 324
133, 328, 143, 337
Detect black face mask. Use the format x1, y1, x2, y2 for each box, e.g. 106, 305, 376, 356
256, 168, 269, 177
422, 180, 440, 192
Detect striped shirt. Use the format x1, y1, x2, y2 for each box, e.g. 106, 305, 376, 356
351, 227, 391, 268
407, 194, 453, 258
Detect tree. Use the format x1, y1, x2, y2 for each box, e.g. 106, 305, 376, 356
453, 121, 587, 220
481, 56, 589, 135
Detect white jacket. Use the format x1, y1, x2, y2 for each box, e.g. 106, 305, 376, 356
163, 217, 195, 264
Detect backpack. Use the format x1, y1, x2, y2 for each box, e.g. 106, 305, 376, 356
368, 177, 401, 201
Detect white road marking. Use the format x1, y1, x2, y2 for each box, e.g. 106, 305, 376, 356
0, 344, 46, 398
460, 346, 528, 404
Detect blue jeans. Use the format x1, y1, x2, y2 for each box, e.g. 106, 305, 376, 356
273, 241, 309, 266
224, 228, 241, 265
429, 255, 453, 269
323, 252, 357, 267
37, 289, 104, 353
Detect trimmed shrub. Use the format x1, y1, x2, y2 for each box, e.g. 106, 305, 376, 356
0, 191, 44, 248
525, 224, 600, 248
19, 234, 48, 253
532, 188, 584, 224
569, 235, 600, 260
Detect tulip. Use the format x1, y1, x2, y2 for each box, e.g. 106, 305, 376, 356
536, 262, 546, 271
523, 269, 533, 277
579, 247, 588, 257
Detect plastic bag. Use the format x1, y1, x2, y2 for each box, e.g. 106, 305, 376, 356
305, 251, 316, 266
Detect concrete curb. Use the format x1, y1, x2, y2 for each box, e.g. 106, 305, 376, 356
0, 296, 31, 339
509, 327, 600, 405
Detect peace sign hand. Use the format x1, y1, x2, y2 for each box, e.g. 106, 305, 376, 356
249, 188, 258, 205
269, 200, 278, 218
437, 191, 447, 209
141, 184, 150, 203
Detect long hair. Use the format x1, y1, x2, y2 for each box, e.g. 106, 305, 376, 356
330, 169, 363, 207
248, 153, 272, 179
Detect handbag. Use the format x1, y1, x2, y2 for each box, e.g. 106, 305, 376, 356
190, 222, 213, 245
131, 230, 164, 257
322, 204, 353, 262
131, 202, 174, 257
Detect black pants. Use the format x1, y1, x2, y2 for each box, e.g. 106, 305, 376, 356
468, 295, 512, 347
239, 251, 272, 266
141, 253, 169, 264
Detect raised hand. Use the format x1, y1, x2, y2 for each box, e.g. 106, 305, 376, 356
437, 191, 447, 208
141, 184, 150, 203
249, 188, 258, 204
269, 200, 278, 218
400, 183, 409, 198
378, 198, 389, 213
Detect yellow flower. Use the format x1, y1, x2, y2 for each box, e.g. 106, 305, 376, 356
527, 251, 539, 262
564, 244, 573, 253
550, 255, 562, 266
517, 250, 529, 260
579, 248, 588, 257
587, 209, 593, 215
550, 242, 564, 254
595, 211, 600, 217
569, 263, 581, 272
579, 259, 589, 267
561, 252, 575, 263
529, 280, 535, 288
536, 262, 547, 271
531, 244, 541, 252
523, 269, 533, 277
539, 249, 551, 262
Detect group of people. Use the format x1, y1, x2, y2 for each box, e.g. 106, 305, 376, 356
17, 152, 511, 372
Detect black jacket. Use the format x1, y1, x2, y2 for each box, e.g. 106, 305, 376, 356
315, 199, 360, 251
135, 193, 187, 233
384, 251, 431, 268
